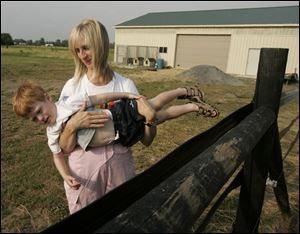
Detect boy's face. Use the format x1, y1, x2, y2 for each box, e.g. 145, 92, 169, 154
28, 96, 57, 125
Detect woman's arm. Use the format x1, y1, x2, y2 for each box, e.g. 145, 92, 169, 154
52, 152, 80, 190
141, 125, 157, 146
59, 102, 109, 153
59, 122, 77, 154
136, 98, 157, 146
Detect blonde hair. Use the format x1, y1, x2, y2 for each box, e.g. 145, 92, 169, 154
12, 81, 47, 118
68, 19, 113, 83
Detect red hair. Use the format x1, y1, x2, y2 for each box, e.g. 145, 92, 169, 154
12, 81, 47, 118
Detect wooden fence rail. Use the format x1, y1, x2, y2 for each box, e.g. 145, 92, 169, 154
42, 48, 298, 233
42, 104, 253, 233
97, 107, 275, 233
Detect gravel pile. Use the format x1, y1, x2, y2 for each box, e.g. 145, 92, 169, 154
177, 65, 244, 86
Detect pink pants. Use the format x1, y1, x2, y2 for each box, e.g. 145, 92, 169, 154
64, 144, 135, 214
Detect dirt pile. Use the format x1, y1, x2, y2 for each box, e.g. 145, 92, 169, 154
177, 65, 244, 86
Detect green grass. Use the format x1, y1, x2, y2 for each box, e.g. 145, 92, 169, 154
1, 46, 298, 233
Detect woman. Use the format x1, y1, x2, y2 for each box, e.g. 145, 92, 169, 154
58, 19, 157, 214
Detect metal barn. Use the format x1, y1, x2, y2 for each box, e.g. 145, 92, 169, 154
114, 6, 299, 77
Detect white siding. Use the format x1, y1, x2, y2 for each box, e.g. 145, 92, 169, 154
115, 28, 177, 66
227, 30, 299, 76
115, 26, 299, 76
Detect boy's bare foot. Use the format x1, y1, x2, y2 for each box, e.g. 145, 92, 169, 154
136, 98, 156, 123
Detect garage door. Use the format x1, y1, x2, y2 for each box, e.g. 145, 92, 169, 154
175, 35, 231, 71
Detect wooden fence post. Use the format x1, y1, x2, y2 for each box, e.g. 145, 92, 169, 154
269, 126, 291, 214
233, 48, 290, 232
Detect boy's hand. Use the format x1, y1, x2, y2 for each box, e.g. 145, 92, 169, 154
64, 175, 81, 190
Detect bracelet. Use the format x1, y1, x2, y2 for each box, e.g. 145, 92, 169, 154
145, 122, 156, 128
145, 119, 159, 128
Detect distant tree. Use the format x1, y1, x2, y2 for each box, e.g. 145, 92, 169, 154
40, 37, 45, 45
61, 40, 68, 47
13, 38, 26, 45
54, 39, 61, 46
1, 33, 14, 46
26, 40, 33, 45
34, 39, 40, 46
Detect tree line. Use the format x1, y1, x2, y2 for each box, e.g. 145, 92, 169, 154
1, 33, 68, 47
1, 33, 115, 48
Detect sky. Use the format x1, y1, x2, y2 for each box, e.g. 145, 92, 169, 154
1, 1, 299, 42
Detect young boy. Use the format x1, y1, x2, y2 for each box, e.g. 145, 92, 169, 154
12, 81, 218, 188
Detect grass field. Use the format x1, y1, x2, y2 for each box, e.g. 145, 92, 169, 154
1, 46, 298, 232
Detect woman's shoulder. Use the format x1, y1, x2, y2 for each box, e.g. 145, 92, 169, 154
113, 72, 135, 85
113, 71, 127, 81
113, 72, 138, 94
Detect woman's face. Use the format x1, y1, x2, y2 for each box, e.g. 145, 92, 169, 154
75, 38, 93, 69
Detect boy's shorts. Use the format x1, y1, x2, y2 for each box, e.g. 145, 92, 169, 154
110, 99, 145, 147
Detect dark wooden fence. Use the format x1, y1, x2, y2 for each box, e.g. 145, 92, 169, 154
42, 48, 298, 233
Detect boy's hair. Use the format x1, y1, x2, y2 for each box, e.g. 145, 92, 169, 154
12, 81, 47, 118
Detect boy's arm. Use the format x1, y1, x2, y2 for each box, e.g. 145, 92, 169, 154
89, 92, 140, 106
141, 125, 157, 146
52, 152, 80, 190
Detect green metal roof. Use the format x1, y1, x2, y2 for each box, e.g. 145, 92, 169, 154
116, 6, 299, 27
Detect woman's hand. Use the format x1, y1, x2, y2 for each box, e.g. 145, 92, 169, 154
67, 101, 109, 131
59, 101, 109, 153
64, 175, 81, 190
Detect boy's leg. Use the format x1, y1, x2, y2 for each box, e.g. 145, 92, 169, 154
136, 98, 156, 123
147, 88, 187, 111
155, 103, 197, 124
155, 101, 218, 124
